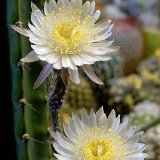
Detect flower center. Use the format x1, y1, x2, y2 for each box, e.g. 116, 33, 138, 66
83, 138, 117, 160
75, 128, 125, 160
56, 22, 81, 40
40, 8, 96, 55
92, 144, 104, 157
53, 21, 83, 49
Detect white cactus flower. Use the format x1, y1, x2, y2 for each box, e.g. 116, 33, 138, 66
52, 107, 148, 160
11, 0, 116, 88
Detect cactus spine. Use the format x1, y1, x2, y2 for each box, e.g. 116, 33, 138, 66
7, 0, 52, 159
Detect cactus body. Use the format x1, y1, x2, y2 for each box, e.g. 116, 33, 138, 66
7, 0, 52, 159
88, 53, 123, 113
112, 19, 144, 75
65, 77, 98, 111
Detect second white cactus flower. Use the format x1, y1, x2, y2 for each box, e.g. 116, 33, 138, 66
12, 0, 116, 88
52, 107, 148, 160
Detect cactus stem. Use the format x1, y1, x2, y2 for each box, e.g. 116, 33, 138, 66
46, 70, 66, 132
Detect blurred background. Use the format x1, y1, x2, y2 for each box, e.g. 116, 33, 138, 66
1, 0, 160, 159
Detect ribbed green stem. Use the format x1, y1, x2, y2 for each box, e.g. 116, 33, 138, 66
7, 0, 52, 159
7, 0, 27, 159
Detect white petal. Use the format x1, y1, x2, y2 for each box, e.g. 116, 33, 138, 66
118, 118, 129, 134
95, 19, 112, 32
78, 53, 97, 63
91, 54, 111, 62
80, 108, 90, 127
29, 37, 44, 45
90, 40, 114, 49
49, 0, 58, 12
62, 55, 77, 70
33, 63, 53, 89
53, 59, 62, 69
71, 115, 84, 133
107, 109, 116, 129
53, 143, 73, 156
31, 12, 41, 28
96, 23, 114, 35
82, 47, 107, 55
82, 47, 113, 57
107, 23, 114, 32
20, 50, 39, 63
34, 10, 44, 21
111, 115, 120, 132
54, 153, 74, 160
125, 132, 143, 145
70, 0, 76, 8
94, 31, 112, 42
96, 107, 107, 126
82, 1, 90, 15
63, 125, 77, 143
39, 53, 61, 64
26, 30, 41, 40
105, 46, 119, 52
68, 68, 80, 84
31, 2, 40, 12
57, 0, 65, 8
11, 25, 30, 37
61, 0, 70, 8
67, 118, 79, 136
124, 152, 148, 159
44, 1, 49, 15
71, 54, 93, 66
92, 10, 101, 22
28, 23, 40, 36
82, 65, 104, 85
89, 1, 95, 15
31, 45, 53, 55
31, 10, 44, 28
137, 143, 146, 151
123, 127, 137, 139
70, 0, 82, 9
53, 132, 74, 147
77, 0, 82, 9
89, 108, 97, 127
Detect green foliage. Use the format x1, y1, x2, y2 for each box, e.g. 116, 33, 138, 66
7, 0, 52, 159
144, 28, 160, 56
